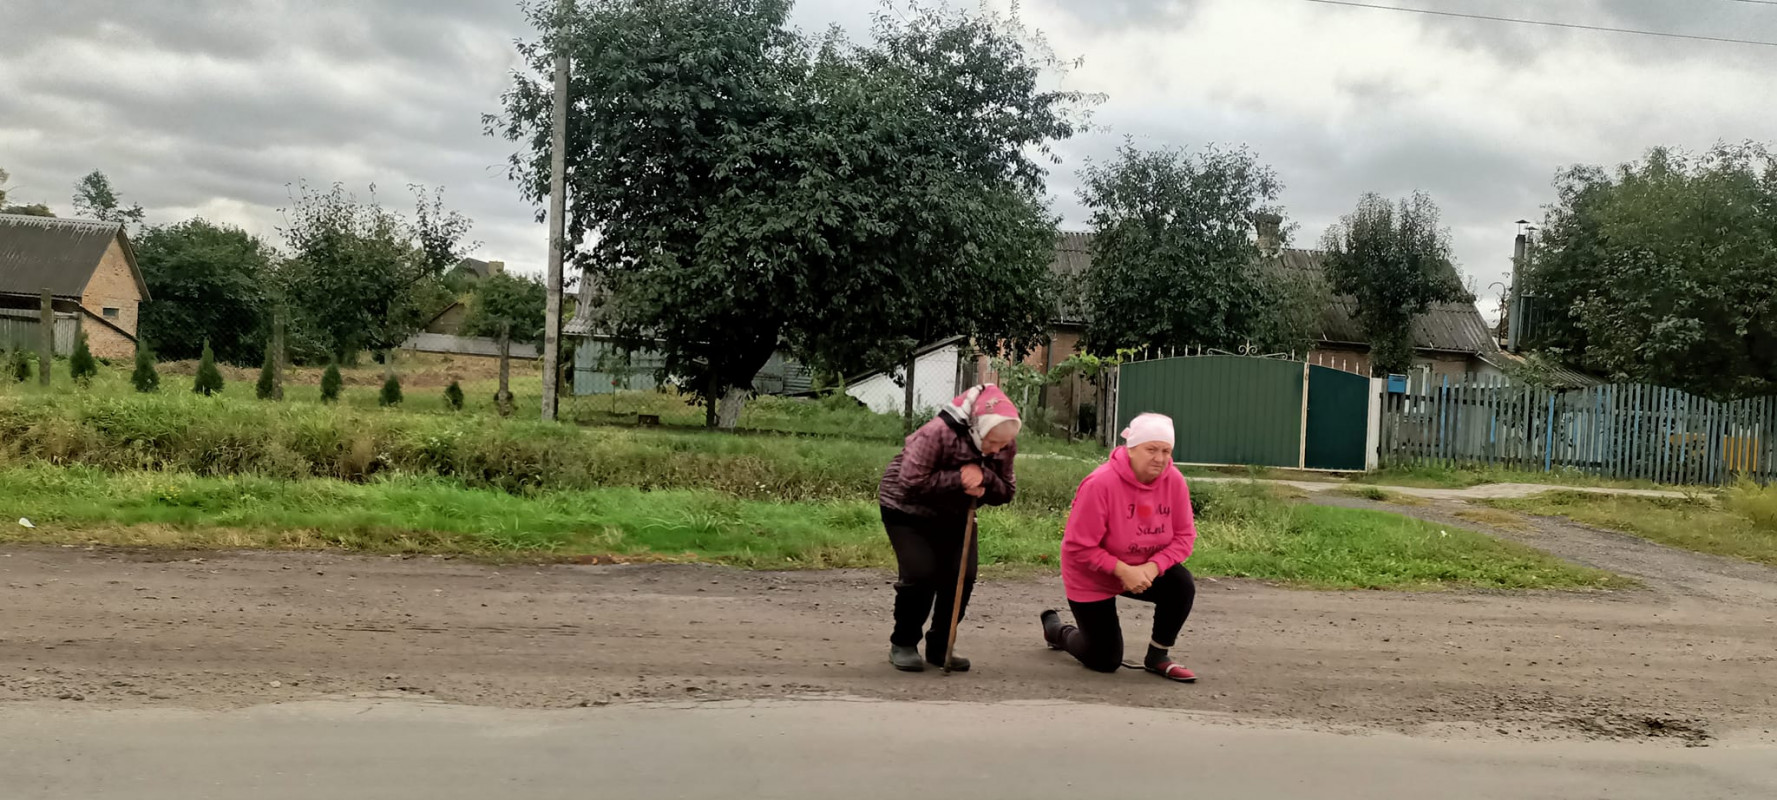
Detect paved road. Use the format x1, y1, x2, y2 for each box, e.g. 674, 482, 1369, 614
3, 698, 1773, 800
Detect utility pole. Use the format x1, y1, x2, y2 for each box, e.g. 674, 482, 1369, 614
541, 3, 570, 422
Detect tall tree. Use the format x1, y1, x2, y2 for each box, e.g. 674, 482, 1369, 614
490, 0, 1084, 427
276, 183, 470, 363
1078, 142, 1315, 355
1528, 143, 1777, 399
1320, 191, 1469, 376
72, 170, 145, 224
134, 219, 276, 364
462, 271, 547, 415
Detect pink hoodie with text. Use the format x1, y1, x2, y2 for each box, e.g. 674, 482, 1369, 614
1061, 447, 1197, 603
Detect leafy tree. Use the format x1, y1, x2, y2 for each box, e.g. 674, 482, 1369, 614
131, 346, 160, 392
69, 332, 98, 384
378, 373, 403, 407
255, 348, 279, 400
276, 183, 471, 363
134, 219, 275, 364
320, 361, 343, 403
443, 380, 465, 411
1320, 191, 1469, 376
1078, 142, 1316, 356
1528, 143, 1777, 398
72, 170, 145, 224
490, 0, 1084, 427
192, 340, 224, 396
462, 272, 545, 416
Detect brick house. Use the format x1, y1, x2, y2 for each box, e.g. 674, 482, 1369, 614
0, 214, 149, 359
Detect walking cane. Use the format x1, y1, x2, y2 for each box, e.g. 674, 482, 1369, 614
941, 500, 978, 675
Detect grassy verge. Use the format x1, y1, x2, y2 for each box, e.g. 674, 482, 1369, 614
1360, 463, 1666, 491
0, 465, 1622, 590
1485, 486, 1777, 567
0, 390, 1101, 512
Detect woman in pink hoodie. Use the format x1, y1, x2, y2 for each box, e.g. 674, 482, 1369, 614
1040, 412, 1198, 682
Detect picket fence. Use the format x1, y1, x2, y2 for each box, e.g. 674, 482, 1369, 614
1381, 374, 1777, 485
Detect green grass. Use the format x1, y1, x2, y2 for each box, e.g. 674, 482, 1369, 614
1360, 463, 1666, 491
1485, 485, 1777, 567
0, 464, 1623, 590
1330, 485, 1427, 506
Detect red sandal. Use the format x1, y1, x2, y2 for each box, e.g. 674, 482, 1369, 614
1145, 660, 1197, 683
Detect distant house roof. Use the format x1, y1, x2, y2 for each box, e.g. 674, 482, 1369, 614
1476, 351, 1604, 389
1047, 231, 1497, 355
454, 257, 493, 279
0, 214, 149, 302
1271, 249, 1497, 355
1050, 231, 1092, 325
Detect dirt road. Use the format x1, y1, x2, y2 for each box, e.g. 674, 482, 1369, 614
3, 532, 1774, 743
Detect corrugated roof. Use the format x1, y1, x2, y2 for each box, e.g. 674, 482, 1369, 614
1477, 351, 1604, 388
1271, 249, 1496, 354
1050, 231, 1092, 324
0, 214, 143, 301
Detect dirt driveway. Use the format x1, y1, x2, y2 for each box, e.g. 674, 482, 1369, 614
3, 507, 1775, 745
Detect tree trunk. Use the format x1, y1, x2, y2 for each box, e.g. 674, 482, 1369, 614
715, 387, 750, 430
496, 326, 514, 417
705, 370, 718, 429
38, 289, 52, 386
903, 349, 918, 434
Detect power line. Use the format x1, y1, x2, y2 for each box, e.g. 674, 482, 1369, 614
1305, 0, 1777, 48
1726, 0, 1777, 7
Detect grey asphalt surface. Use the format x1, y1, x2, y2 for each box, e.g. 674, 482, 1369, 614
4, 697, 1774, 800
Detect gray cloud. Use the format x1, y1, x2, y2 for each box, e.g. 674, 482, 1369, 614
3, 0, 1774, 327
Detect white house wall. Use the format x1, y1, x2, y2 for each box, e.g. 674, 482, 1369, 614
847, 344, 961, 416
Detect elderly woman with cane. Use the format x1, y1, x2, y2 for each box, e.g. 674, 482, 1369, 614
877, 385, 1021, 672
1041, 412, 1198, 682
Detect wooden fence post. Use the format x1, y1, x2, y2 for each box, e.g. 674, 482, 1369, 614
37, 288, 52, 386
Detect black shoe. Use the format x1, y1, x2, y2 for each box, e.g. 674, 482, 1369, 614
928, 652, 971, 672
890, 645, 926, 672
1040, 610, 1064, 650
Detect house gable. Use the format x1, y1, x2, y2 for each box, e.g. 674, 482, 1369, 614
79, 237, 145, 339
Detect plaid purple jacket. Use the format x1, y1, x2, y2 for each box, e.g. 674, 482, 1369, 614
878, 415, 1017, 519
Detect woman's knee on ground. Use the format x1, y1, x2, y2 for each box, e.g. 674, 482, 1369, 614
1151, 564, 1196, 600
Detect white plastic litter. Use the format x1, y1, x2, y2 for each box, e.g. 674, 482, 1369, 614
18, 518, 35, 529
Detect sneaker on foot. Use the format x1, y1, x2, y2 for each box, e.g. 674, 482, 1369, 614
890, 644, 926, 672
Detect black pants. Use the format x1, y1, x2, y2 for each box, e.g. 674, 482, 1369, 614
1057, 564, 1196, 673
882, 507, 976, 661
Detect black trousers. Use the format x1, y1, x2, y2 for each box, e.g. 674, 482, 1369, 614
1058, 564, 1196, 673
881, 507, 976, 660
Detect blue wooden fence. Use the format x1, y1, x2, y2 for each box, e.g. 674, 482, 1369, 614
1380, 374, 1777, 485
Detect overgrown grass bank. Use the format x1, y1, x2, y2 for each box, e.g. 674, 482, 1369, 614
1487, 485, 1777, 567
0, 465, 1622, 590
1361, 463, 1665, 491
0, 391, 1101, 512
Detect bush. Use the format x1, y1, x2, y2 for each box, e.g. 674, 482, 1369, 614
443, 381, 465, 411
192, 341, 224, 396
6, 350, 30, 383
131, 347, 160, 393
69, 333, 98, 384
1726, 479, 1777, 533
379, 373, 403, 407
320, 362, 342, 403
255, 349, 279, 401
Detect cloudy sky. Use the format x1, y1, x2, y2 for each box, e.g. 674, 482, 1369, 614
4, 0, 1775, 323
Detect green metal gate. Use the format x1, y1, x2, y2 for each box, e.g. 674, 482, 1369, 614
1305, 366, 1370, 471
1116, 356, 1305, 468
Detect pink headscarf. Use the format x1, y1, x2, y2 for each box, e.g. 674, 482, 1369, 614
942, 384, 1021, 451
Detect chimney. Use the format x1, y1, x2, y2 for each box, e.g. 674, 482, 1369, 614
1253, 213, 1282, 256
